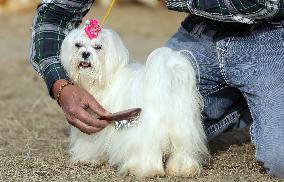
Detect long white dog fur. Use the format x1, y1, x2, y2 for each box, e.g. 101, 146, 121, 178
60, 27, 209, 178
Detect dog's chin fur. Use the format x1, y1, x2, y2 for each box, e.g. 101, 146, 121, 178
61, 28, 209, 178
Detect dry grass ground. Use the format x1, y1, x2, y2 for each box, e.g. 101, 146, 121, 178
0, 3, 282, 182
0, 0, 40, 14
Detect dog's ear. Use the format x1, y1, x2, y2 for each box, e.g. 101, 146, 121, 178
60, 28, 82, 71
103, 29, 129, 81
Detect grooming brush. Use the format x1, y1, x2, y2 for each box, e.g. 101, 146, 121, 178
98, 108, 142, 130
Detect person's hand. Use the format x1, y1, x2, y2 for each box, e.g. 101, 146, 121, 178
52, 79, 111, 134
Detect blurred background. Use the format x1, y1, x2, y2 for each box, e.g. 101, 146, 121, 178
0, 1, 279, 181
0, 0, 185, 61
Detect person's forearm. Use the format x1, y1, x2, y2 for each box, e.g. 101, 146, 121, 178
29, 1, 94, 98
52, 79, 70, 100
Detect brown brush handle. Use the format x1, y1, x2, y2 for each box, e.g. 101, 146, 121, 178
98, 108, 142, 121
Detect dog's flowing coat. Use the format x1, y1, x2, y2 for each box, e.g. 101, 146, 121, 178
61, 28, 209, 177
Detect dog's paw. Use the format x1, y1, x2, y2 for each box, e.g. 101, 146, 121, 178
165, 154, 202, 177
119, 159, 165, 178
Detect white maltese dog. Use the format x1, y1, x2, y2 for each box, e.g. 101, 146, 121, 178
60, 24, 209, 178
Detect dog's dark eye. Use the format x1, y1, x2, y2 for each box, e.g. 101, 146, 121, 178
75, 43, 82, 48
93, 45, 102, 50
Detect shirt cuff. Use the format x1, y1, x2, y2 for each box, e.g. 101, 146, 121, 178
42, 63, 69, 98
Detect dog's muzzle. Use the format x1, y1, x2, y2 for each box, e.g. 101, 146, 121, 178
79, 61, 92, 69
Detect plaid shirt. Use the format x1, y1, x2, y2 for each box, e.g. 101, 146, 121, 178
166, 0, 284, 24
30, 0, 284, 97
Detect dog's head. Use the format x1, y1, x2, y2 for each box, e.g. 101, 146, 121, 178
60, 28, 129, 92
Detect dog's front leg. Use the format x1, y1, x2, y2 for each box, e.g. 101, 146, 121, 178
109, 114, 166, 178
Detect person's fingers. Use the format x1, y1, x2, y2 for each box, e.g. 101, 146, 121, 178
75, 107, 110, 128
67, 116, 102, 135
88, 95, 110, 116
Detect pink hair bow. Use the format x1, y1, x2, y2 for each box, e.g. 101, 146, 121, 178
84, 19, 102, 39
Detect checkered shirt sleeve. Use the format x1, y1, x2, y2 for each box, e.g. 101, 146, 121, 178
29, 0, 94, 97
166, 0, 284, 24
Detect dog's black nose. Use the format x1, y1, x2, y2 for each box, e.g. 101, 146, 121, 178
82, 52, 90, 59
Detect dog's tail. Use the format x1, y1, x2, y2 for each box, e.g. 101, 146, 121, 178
144, 47, 208, 163
144, 47, 202, 112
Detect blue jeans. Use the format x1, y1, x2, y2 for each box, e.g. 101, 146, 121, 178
166, 22, 284, 179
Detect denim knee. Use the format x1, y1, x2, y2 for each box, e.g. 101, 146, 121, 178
259, 148, 284, 179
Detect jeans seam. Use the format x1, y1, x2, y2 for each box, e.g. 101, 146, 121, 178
242, 93, 257, 145
206, 110, 241, 139
203, 84, 228, 97
217, 38, 233, 86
